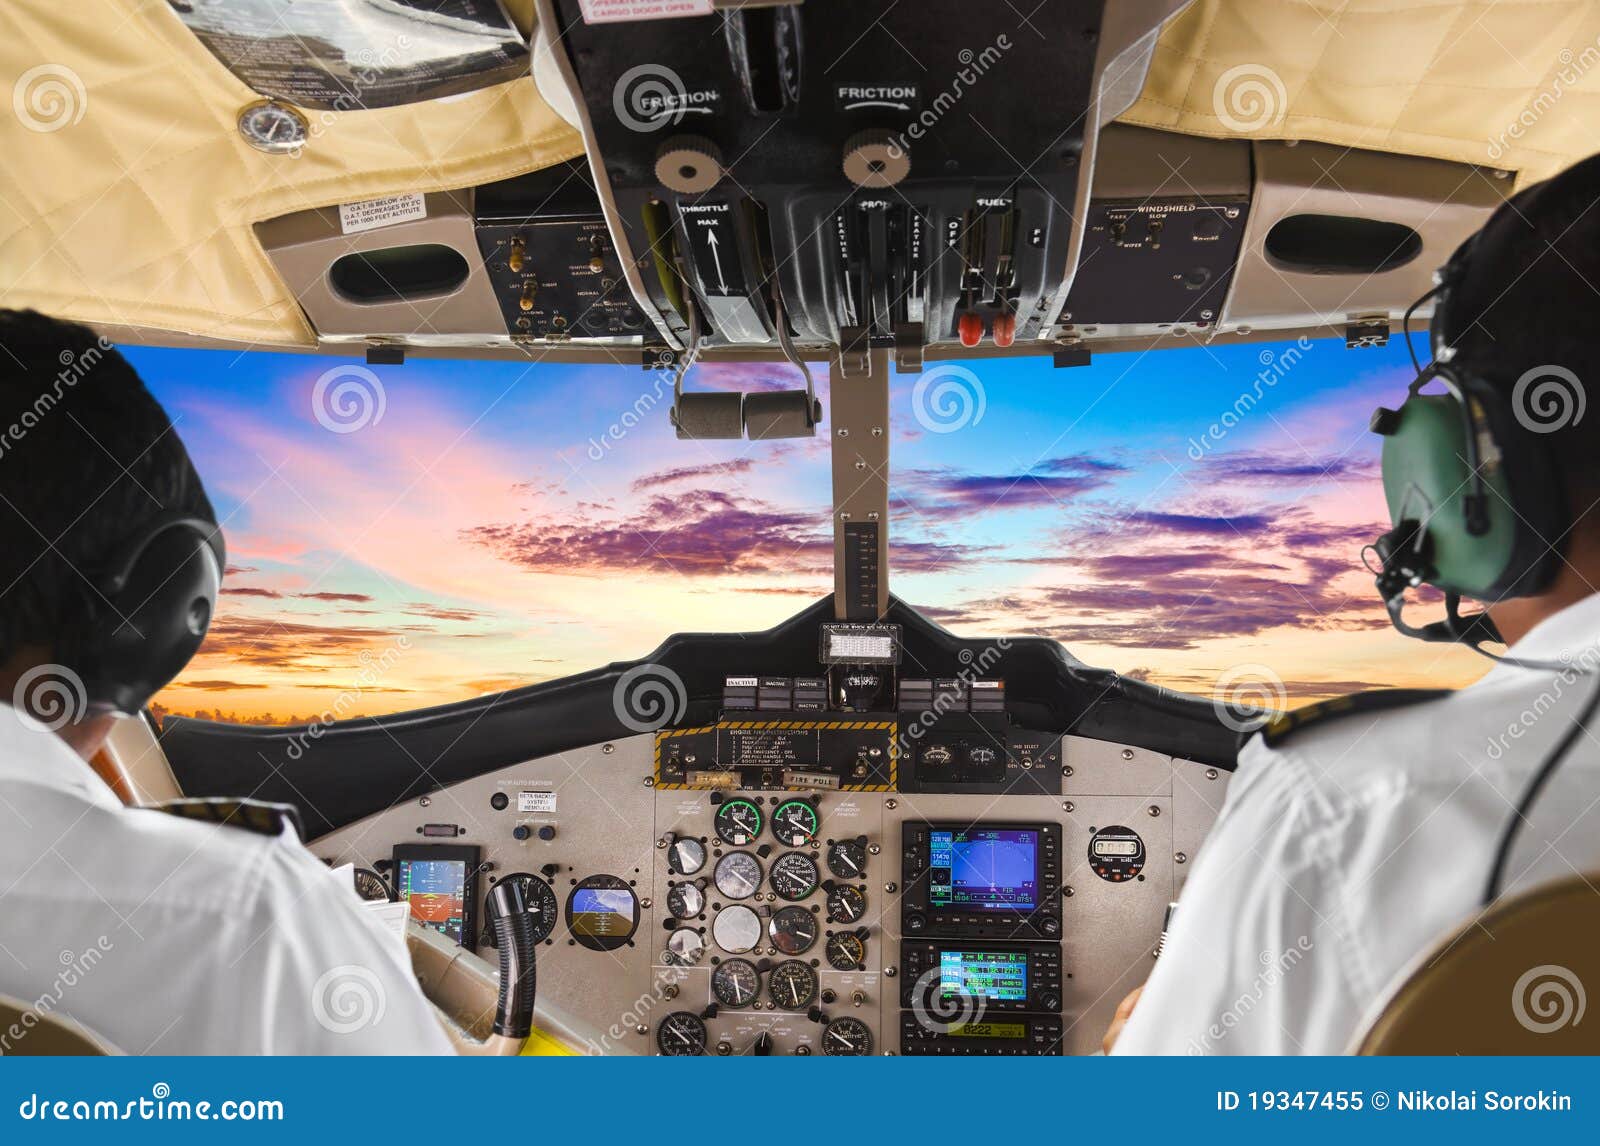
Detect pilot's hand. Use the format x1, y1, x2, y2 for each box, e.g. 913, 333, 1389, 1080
1101, 985, 1144, 1054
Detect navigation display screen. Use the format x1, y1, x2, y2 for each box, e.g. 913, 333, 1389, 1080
397, 858, 468, 944
939, 951, 1028, 1002
929, 828, 1039, 911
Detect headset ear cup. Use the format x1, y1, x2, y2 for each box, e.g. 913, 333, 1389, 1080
1467, 376, 1570, 598
76, 528, 221, 715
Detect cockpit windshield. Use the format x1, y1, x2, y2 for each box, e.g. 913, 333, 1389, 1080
136, 336, 1481, 728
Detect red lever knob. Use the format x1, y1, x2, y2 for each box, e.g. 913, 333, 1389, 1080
957, 311, 984, 347
991, 312, 1017, 347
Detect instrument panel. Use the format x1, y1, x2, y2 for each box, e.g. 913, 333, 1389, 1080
311, 729, 1228, 1055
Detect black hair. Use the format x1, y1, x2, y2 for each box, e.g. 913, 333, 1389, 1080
0, 310, 214, 664
1443, 152, 1600, 506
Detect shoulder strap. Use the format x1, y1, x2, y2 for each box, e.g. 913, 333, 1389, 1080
145, 797, 303, 839
1258, 688, 1454, 749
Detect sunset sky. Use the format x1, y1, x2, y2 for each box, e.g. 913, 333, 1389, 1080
130, 334, 1487, 725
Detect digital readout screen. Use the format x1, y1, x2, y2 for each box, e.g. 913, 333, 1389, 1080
397, 859, 467, 944
948, 1022, 1027, 1039
939, 951, 1028, 1002
929, 828, 1039, 911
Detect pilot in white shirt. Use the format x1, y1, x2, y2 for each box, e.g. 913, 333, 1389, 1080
0, 309, 449, 1055
0, 702, 452, 1055
1112, 595, 1600, 1055
1112, 152, 1600, 1055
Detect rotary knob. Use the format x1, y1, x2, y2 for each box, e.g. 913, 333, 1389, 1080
843, 129, 910, 188
655, 137, 724, 194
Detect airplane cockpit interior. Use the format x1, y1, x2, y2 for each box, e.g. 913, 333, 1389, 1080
4, 0, 1600, 1070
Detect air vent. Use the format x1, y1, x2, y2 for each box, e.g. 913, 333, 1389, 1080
1264, 214, 1422, 275
328, 243, 470, 304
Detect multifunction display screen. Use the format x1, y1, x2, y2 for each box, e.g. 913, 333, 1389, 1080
397, 858, 468, 944
939, 951, 1028, 1002
929, 828, 1039, 911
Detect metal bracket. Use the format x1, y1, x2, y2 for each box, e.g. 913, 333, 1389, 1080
830, 343, 890, 621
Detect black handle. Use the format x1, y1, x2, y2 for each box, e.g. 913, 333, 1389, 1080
487, 880, 537, 1040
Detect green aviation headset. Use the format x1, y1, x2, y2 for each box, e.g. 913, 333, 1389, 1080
1366, 174, 1600, 907
1368, 194, 1572, 653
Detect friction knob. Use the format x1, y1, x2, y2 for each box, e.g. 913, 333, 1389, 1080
655, 137, 724, 194
843, 129, 911, 189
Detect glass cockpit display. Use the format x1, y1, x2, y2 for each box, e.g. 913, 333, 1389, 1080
392, 844, 479, 948
928, 827, 1040, 911
939, 950, 1028, 1002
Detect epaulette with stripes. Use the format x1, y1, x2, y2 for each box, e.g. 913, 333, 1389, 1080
1257, 688, 1454, 749
145, 798, 303, 839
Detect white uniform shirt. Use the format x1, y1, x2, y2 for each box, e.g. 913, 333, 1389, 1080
1114, 593, 1600, 1055
0, 703, 452, 1055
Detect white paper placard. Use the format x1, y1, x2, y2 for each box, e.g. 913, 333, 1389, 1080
339, 193, 427, 235
518, 790, 557, 813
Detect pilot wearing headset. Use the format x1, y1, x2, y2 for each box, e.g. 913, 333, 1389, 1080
0, 310, 451, 1054
1108, 154, 1600, 1055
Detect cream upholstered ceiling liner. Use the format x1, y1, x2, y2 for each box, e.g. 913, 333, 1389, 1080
0, 0, 580, 346
1120, 0, 1600, 186
4, 2, 1598, 347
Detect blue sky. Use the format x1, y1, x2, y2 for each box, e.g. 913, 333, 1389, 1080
126, 333, 1487, 724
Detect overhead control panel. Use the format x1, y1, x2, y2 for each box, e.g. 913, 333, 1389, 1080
540, 0, 1109, 356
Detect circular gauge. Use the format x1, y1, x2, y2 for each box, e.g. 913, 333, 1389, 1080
352, 867, 394, 903
1089, 825, 1146, 882
667, 836, 707, 876
768, 960, 819, 1010
664, 928, 705, 966
769, 852, 820, 901
821, 1015, 873, 1056
656, 1011, 708, 1056
713, 798, 764, 845
711, 904, 763, 954
236, 99, 309, 154
771, 799, 820, 846
769, 905, 819, 955
711, 957, 761, 1008
825, 930, 868, 971
826, 836, 869, 880
666, 880, 705, 920
564, 874, 639, 951
825, 883, 867, 924
713, 851, 763, 900
485, 873, 560, 945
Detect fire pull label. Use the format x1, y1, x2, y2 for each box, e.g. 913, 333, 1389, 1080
579, 0, 714, 23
